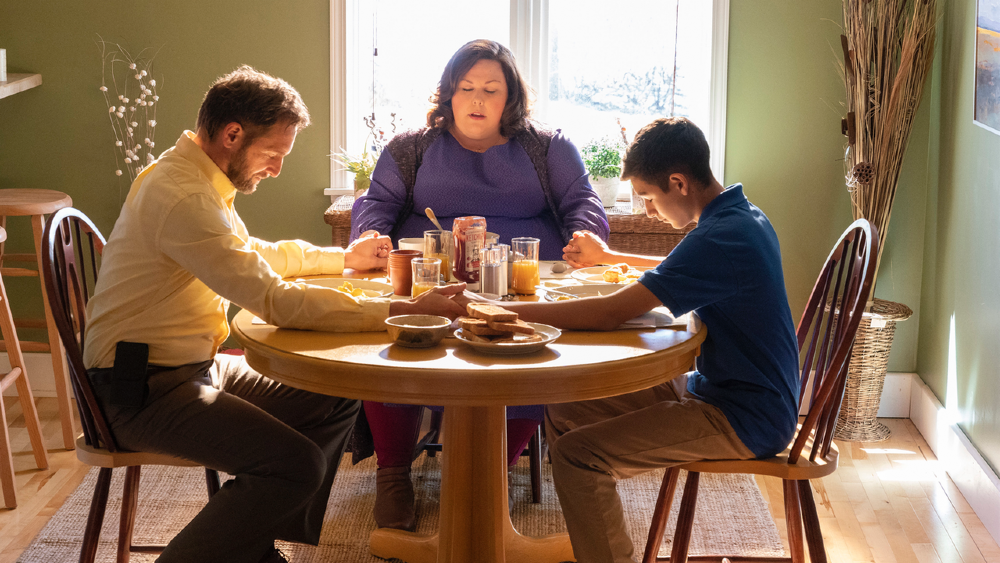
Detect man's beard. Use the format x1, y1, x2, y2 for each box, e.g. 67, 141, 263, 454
227, 146, 258, 195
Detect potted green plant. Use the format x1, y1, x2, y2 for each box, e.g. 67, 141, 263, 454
581, 137, 625, 208
332, 148, 376, 197
332, 113, 397, 198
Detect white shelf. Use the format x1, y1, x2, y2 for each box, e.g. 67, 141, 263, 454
0, 73, 42, 99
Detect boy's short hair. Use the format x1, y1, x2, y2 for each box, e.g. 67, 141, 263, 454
197, 65, 311, 144
621, 117, 713, 190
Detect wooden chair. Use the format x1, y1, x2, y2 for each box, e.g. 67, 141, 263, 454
0, 226, 49, 509
641, 219, 878, 563
41, 208, 222, 563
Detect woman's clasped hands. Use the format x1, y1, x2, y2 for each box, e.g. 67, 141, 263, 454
562, 230, 611, 268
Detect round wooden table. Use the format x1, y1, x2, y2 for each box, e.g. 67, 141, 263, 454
232, 304, 706, 563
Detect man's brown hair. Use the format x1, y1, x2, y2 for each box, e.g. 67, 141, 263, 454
621, 117, 714, 191
426, 40, 531, 138
196, 65, 311, 143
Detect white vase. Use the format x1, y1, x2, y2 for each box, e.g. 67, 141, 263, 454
590, 176, 620, 208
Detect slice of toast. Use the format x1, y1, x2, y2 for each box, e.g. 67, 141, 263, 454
486, 318, 535, 335
459, 317, 513, 336
459, 317, 509, 336
462, 330, 493, 343
467, 303, 518, 322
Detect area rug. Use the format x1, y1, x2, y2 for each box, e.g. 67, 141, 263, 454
18, 454, 783, 562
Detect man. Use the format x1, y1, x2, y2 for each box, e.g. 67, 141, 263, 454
84, 66, 467, 563
494, 117, 800, 563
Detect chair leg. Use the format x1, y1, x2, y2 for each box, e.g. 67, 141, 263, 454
783, 479, 805, 563
798, 480, 827, 563
117, 466, 141, 563
0, 395, 15, 509
81, 468, 114, 563
642, 467, 682, 563
669, 471, 701, 563
425, 410, 443, 458
206, 468, 221, 497
529, 426, 542, 503
1, 272, 49, 472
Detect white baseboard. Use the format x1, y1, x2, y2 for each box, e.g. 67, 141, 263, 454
1, 351, 61, 397
798, 371, 913, 417
909, 375, 1000, 547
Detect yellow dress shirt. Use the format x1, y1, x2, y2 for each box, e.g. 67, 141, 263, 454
84, 131, 391, 369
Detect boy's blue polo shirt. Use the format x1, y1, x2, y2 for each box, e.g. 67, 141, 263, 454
638, 184, 799, 457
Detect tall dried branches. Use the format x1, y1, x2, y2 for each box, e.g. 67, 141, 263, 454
841, 0, 936, 286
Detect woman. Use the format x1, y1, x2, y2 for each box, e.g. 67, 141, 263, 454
350, 39, 610, 531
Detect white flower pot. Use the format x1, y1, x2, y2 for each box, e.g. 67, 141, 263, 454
590, 176, 620, 208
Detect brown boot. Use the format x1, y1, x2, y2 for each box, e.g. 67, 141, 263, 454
374, 466, 416, 531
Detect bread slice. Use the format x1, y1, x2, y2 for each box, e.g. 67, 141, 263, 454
462, 331, 493, 343
486, 318, 535, 335
467, 303, 518, 322
459, 317, 514, 336
459, 317, 507, 336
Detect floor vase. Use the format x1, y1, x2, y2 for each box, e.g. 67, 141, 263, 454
834, 298, 912, 442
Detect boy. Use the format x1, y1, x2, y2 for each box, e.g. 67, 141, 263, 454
496, 117, 800, 563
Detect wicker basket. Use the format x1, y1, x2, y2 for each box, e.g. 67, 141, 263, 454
834, 298, 913, 442
323, 197, 694, 255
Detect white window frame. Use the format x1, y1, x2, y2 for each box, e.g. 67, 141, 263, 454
327, 0, 728, 198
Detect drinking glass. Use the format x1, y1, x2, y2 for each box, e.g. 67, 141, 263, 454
411, 257, 442, 298
511, 237, 540, 295
423, 230, 453, 282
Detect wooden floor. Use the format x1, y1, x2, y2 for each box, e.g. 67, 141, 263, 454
0, 399, 997, 562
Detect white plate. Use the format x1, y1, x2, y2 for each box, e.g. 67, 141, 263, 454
296, 278, 394, 297
570, 265, 651, 284
454, 322, 561, 355
541, 284, 624, 301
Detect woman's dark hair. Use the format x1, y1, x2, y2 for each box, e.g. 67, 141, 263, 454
621, 117, 714, 190
426, 40, 531, 138
196, 65, 311, 144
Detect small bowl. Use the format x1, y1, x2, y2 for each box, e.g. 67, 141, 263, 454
385, 315, 451, 348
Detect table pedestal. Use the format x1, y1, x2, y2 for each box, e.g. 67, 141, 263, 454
369, 405, 575, 563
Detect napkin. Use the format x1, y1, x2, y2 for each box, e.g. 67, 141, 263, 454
617, 307, 682, 329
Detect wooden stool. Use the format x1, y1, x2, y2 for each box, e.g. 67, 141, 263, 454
0, 189, 76, 450
0, 226, 49, 508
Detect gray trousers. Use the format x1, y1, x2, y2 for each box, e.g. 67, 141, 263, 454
88, 354, 360, 563
545, 375, 755, 563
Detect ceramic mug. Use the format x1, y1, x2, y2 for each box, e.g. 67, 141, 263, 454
388, 249, 422, 296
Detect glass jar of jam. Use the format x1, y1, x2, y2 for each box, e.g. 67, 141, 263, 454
452, 215, 486, 290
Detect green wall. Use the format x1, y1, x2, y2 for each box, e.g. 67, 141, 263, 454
2, 2, 939, 388
1, 0, 334, 324
726, 0, 930, 373
917, 0, 1000, 474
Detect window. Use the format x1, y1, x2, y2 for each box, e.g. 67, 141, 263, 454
328, 0, 728, 197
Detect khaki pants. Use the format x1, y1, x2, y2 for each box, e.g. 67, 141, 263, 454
88, 354, 360, 563
545, 375, 755, 563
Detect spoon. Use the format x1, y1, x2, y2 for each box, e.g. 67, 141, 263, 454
425, 208, 445, 231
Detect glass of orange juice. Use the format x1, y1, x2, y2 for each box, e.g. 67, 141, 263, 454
423, 230, 453, 282
411, 257, 442, 298
511, 237, 540, 295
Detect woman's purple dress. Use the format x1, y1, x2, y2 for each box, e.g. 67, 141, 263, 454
350, 130, 609, 259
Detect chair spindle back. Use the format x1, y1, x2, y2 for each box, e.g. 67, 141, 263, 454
789, 219, 877, 465
41, 208, 118, 452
